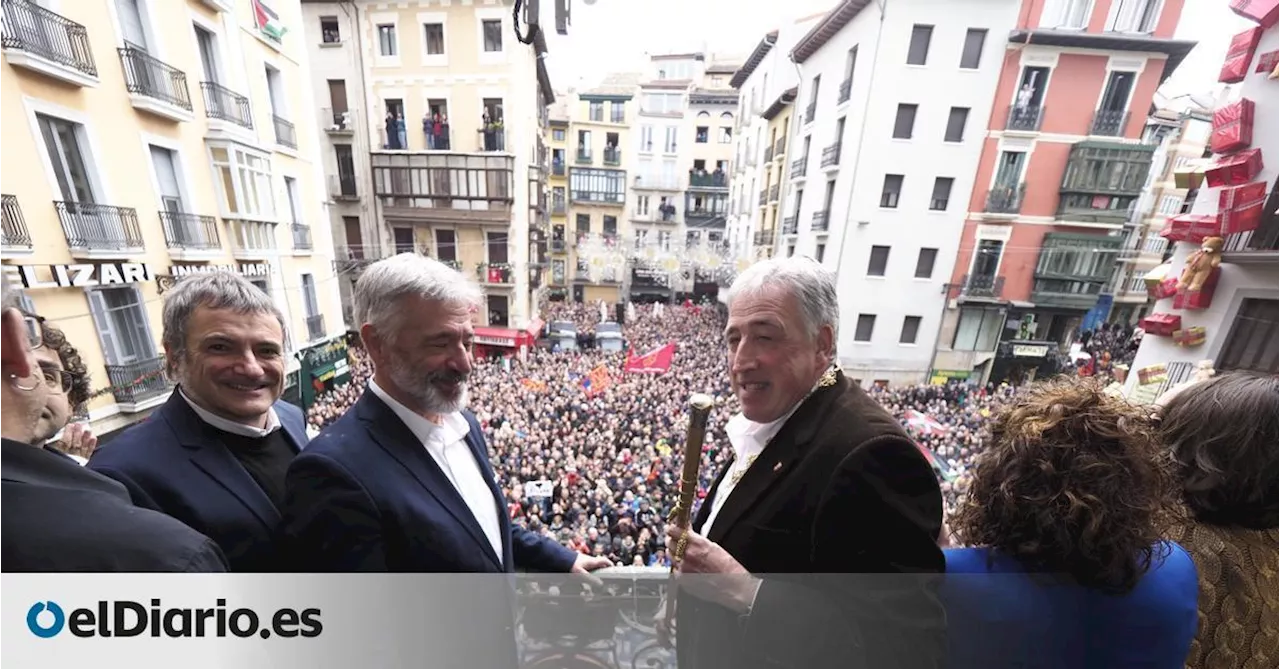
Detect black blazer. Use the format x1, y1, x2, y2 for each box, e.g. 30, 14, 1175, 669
678, 371, 946, 669
2, 438, 228, 572
87, 390, 309, 572
280, 389, 577, 573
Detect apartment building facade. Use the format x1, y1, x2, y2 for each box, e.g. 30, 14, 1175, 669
1127, 19, 1279, 388
1, 0, 343, 437
785, 0, 1019, 386
1104, 103, 1212, 326
301, 0, 554, 335
545, 97, 570, 297
726, 13, 824, 263
564, 75, 636, 305
934, 0, 1194, 386
682, 64, 737, 286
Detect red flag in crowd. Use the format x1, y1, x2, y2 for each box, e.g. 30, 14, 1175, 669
624, 342, 676, 374
581, 364, 612, 396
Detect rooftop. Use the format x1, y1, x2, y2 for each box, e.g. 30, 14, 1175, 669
730, 31, 778, 89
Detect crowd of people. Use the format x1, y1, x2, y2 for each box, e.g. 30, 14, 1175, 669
302, 298, 1025, 564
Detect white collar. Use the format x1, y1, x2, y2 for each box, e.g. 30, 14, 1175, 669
180, 388, 281, 438
725, 400, 804, 463
368, 380, 470, 446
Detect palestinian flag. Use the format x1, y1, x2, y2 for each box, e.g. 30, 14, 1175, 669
253, 0, 287, 43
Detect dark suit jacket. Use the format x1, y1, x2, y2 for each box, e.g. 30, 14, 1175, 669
280, 389, 578, 573
2, 438, 228, 572
678, 371, 946, 669
87, 391, 309, 572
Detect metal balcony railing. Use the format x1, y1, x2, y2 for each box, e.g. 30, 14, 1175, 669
550, 238, 566, 252
329, 174, 358, 200
322, 107, 354, 132
117, 46, 191, 110
55, 201, 143, 251
552, 160, 565, 176
575, 148, 592, 164
2, 194, 32, 248
603, 147, 621, 166
159, 211, 219, 250
821, 144, 841, 167
961, 274, 1004, 298
769, 184, 780, 202
201, 81, 253, 128
758, 190, 768, 206
764, 145, 774, 162
782, 216, 798, 235
1, 0, 97, 78
1090, 108, 1129, 136
305, 314, 325, 341
291, 223, 312, 250
753, 230, 775, 246
688, 172, 727, 188
812, 211, 830, 232
838, 79, 852, 103
791, 157, 807, 178
774, 137, 785, 158
1224, 212, 1279, 254
105, 356, 171, 405
273, 114, 297, 148
1006, 104, 1044, 131
984, 183, 1025, 214
804, 102, 816, 124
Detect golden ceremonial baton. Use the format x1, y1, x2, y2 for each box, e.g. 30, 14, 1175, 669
662, 393, 715, 643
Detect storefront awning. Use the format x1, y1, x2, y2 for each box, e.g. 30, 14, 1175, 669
473, 327, 529, 348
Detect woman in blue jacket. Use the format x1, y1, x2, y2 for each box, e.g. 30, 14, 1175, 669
940, 379, 1198, 669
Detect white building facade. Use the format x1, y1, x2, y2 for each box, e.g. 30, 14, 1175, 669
786, 0, 1020, 386
1126, 23, 1279, 388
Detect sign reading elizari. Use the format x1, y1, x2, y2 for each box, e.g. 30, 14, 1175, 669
3, 263, 156, 290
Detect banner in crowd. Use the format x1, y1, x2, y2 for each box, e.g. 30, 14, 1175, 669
904, 410, 950, 438
916, 444, 959, 482
623, 343, 676, 374
581, 365, 612, 396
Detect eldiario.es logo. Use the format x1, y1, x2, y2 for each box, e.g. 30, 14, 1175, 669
27, 600, 322, 639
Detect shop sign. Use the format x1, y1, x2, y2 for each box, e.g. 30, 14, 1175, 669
1012, 344, 1050, 358
3, 262, 155, 290
170, 263, 272, 278
475, 334, 517, 347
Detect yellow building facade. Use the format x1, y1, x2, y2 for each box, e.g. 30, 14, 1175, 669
1, 0, 342, 437
545, 97, 570, 296
756, 88, 798, 259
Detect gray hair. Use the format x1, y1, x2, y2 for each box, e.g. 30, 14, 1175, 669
726, 256, 839, 343
162, 272, 287, 375
354, 253, 481, 337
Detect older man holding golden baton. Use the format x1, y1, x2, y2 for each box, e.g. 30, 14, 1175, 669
665, 256, 946, 669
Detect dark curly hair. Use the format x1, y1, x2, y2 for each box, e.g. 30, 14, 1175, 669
39, 319, 91, 414
951, 378, 1175, 594
1157, 371, 1278, 530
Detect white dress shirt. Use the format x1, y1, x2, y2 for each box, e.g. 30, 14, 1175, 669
180, 389, 281, 437
368, 380, 504, 564
701, 400, 803, 535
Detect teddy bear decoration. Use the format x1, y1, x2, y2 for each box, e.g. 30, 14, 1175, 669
1177, 236, 1224, 293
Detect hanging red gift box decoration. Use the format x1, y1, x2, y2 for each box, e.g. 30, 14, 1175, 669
1205, 148, 1264, 188
1218, 181, 1268, 235
1160, 214, 1221, 244
1210, 98, 1255, 154
1139, 313, 1182, 337
1173, 267, 1221, 310
1172, 327, 1207, 347
1220, 27, 1264, 83
1230, 0, 1279, 28
1257, 50, 1280, 73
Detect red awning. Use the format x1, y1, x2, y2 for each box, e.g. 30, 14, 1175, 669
473, 327, 521, 347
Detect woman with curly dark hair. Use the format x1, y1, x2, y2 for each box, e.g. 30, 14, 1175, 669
1158, 371, 1277, 669
939, 378, 1198, 668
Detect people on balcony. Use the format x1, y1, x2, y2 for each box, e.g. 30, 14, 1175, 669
385, 111, 405, 150
424, 112, 450, 150
482, 111, 504, 151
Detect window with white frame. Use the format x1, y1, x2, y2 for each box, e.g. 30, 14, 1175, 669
377, 24, 397, 56
87, 286, 157, 365
663, 126, 678, 153
210, 144, 276, 219
482, 19, 503, 52
1041, 0, 1093, 29
1107, 0, 1160, 33
423, 23, 444, 55
37, 113, 98, 204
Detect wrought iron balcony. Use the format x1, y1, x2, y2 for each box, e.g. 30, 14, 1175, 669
329, 174, 358, 201
774, 137, 785, 158
159, 212, 219, 250
1, 0, 97, 82
550, 238, 566, 252
551, 196, 566, 214
791, 157, 807, 178
322, 107, 354, 133
201, 81, 253, 129
1223, 207, 1279, 257
984, 183, 1025, 214
781, 216, 798, 235
812, 210, 830, 232
292, 223, 312, 250
758, 190, 768, 206
764, 145, 774, 162
105, 356, 171, 406
821, 144, 841, 168
273, 114, 297, 148
575, 148, 592, 164
769, 184, 780, 202
551, 160, 565, 176
117, 46, 192, 112
2, 194, 32, 249
478, 263, 515, 284
55, 201, 144, 251
305, 314, 325, 341
753, 229, 775, 246
838, 78, 852, 103
603, 147, 620, 166
804, 101, 816, 124
1090, 108, 1129, 136
960, 274, 1004, 299
1006, 104, 1044, 132
688, 172, 727, 189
